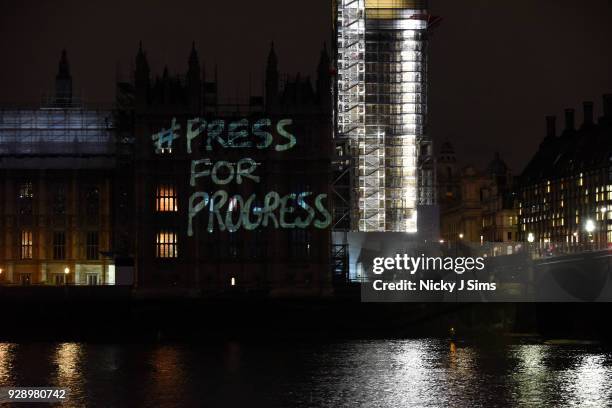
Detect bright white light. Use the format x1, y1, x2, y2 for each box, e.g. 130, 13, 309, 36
231, 277, 236, 286
585, 219, 596, 233
64, 267, 70, 275
527, 233, 535, 243
108, 265, 115, 285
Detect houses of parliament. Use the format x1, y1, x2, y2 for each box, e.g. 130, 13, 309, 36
0, 43, 335, 294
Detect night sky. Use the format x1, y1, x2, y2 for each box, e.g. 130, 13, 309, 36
1, 0, 611, 172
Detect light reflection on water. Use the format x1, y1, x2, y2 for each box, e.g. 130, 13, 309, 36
0, 339, 610, 407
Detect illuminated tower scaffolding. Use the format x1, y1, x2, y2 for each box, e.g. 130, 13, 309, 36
336, 0, 431, 232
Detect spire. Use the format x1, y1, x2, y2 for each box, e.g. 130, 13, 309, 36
55, 49, 72, 106
265, 42, 279, 111
267, 42, 278, 71
187, 41, 200, 81
189, 41, 199, 67
187, 42, 201, 113
135, 41, 150, 80
57, 49, 70, 78
134, 41, 150, 110
317, 42, 330, 75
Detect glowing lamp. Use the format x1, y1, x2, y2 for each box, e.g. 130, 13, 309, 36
585, 219, 596, 233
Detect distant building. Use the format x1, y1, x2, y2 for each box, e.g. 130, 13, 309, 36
438, 149, 518, 255
518, 95, 612, 254
0, 51, 118, 285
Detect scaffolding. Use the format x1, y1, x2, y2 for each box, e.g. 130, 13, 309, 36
336, 0, 431, 232
0, 108, 115, 156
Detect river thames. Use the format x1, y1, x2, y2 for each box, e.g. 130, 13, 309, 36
0, 338, 611, 407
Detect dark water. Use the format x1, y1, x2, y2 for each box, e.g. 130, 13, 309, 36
1, 339, 612, 407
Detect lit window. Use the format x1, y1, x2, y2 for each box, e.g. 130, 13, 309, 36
156, 184, 178, 212
53, 231, 66, 260
20, 230, 33, 259
156, 231, 178, 258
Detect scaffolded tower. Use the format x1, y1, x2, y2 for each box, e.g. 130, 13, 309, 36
335, 0, 431, 232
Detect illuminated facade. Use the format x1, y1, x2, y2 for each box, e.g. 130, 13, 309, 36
335, 0, 432, 232
518, 96, 612, 254
120, 42, 335, 290
0, 51, 117, 285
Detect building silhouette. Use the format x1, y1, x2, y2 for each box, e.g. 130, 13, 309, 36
116, 42, 335, 291
518, 95, 612, 254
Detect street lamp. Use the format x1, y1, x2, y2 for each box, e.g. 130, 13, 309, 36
585, 219, 595, 250
64, 267, 70, 275
527, 232, 535, 258
585, 219, 596, 233
459, 233, 464, 240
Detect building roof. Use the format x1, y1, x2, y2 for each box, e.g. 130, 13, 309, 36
520, 100, 612, 185
0, 108, 115, 157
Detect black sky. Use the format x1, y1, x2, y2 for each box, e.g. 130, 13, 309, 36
1, 0, 611, 172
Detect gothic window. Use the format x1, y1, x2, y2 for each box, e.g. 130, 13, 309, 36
156, 230, 178, 258
156, 184, 178, 212
20, 230, 33, 259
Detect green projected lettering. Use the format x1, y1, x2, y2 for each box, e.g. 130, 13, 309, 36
153, 117, 330, 235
